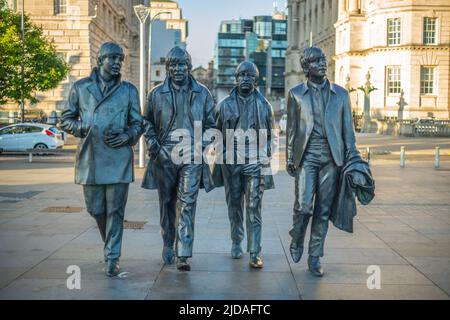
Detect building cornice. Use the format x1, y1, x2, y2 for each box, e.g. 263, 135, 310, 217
335, 45, 450, 58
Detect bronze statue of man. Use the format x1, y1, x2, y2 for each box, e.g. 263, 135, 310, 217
213, 61, 275, 268
61, 42, 143, 277
141, 47, 216, 271
286, 46, 370, 276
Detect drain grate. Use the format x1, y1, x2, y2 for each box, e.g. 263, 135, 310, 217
124, 220, 147, 229
41, 206, 83, 213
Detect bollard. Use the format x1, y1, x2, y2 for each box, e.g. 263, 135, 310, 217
366, 147, 371, 164
400, 146, 405, 168
435, 146, 440, 169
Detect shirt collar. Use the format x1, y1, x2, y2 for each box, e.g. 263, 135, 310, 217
96, 69, 119, 92
308, 79, 327, 91
171, 80, 190, 93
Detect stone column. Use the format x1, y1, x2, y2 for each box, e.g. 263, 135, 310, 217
338, 0, 346, 19
291, 0, 298, 48
331, 0, 337, 23
348, 0, 360, 14
299, 0, 305, 46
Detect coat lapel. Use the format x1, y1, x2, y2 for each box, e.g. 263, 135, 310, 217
94, 82, 122, 111
324, 81, 337, 123
87, 83, 103, 103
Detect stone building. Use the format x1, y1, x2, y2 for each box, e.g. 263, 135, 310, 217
3, 0, 141, 118
334, 0, 450, 120
285, 0, 338, 93
148, 0, 188, 44
191, 62, 215, 93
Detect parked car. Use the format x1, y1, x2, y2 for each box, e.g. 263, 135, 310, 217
279, 114, 287, 134
0, 123, 64, 153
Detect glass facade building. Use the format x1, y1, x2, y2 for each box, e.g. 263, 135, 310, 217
214, 14, 287, 100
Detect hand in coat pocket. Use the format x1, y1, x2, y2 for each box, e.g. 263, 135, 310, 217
104, 128, 130, 148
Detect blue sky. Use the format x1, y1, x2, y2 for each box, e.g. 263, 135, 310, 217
176, 0, 287, 68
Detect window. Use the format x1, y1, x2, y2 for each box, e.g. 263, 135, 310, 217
218, 39, 246, 48
272, 49, 286, 58
54, 0, 67, 15
420, 66, 435, 95
423, 17, 437, 45
387, 18, 401, 45
273, 22, 287, 35
386, 66, 401, 95
155, 70, 161, 77
22, 126, 42, 133
255, 21, 272, 38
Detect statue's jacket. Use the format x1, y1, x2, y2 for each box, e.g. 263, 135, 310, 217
141, 76, 216, 192
331, 154, 375, 233
286, 80, 360, 168
212, 88, 275, 190
61, 67, 143, 185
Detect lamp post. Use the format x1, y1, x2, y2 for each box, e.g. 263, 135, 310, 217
147, 11, 172, 93
21, 0, 25, 123
134, 5, 150, 168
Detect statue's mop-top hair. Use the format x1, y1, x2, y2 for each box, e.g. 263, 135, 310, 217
235, 61, 260, 82
300, 46, 325, 77
165, 47, 193, 72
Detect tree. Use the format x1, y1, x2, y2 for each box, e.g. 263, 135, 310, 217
0, 0, 70, 112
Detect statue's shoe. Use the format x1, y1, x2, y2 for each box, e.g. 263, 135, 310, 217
177, 257, 191, 271
308, 256, 324, 277
249, 254, 263, 269
231, 242, 243, 259
105, 260, 120, 277
162, 247, 175, 265
289, 242, 304, 263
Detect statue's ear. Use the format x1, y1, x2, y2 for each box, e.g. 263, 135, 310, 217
97, 56, 103, 67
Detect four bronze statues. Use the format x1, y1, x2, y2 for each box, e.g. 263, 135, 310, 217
62, 43, 374, 277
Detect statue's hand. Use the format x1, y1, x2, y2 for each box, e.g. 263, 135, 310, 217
104, 129, 129, 148
287, 160, 296, 177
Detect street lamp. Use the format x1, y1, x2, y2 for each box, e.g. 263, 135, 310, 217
147, 11, 172, 93
21, 0, 25, 123
133, 4, 150, 168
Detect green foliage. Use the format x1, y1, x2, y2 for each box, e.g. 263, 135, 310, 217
0, 0, 70, 106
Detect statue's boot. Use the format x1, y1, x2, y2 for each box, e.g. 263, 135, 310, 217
308, 255, 324, 277
231, 242, 243, 259
289, 215, 310, 263
249, 253, 263, 269
162, 246, 175, 265
106, 259, 121, 277
177, 257, 191, 271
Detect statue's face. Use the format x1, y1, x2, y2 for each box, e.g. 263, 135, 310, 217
168, 59, 189, 86
306, 51, 327, 79
99, 52, 124, 77
236, 69, 257, 95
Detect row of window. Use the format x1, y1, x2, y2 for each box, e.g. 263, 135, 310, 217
387, 17, 437, 45
387, 66, 436, 95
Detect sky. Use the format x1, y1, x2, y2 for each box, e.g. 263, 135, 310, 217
175, 0, 287, 68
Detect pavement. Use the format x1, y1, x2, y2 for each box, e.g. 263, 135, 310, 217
0, 133, 449, 300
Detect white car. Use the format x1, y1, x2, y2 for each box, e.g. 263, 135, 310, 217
0, 123, 64, 153
279, 114, 287, 134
